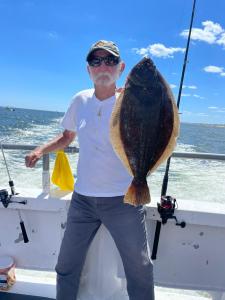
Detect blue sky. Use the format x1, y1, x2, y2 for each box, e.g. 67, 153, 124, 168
0, 0, 224, 124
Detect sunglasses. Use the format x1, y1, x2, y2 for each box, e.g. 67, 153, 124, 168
88, 55, 120, 67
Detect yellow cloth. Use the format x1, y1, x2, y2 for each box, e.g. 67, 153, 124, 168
51, 150, 74, 191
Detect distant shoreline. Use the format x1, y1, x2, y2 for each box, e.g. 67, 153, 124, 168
0, 106, 64, 114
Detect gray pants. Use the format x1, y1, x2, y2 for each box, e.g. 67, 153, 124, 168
55, 192, 155, 300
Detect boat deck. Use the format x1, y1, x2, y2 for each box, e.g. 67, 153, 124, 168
0, 288, 212, 300
0, 295, 49, 300
0, 269, 212, 300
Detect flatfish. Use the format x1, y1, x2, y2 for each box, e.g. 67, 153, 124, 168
110, 57, 179, 206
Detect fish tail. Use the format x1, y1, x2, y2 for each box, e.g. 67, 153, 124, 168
124, 178, 151, 206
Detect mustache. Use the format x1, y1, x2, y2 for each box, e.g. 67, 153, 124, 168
92, 72, 113, 80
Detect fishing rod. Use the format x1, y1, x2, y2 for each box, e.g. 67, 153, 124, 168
0, 142, 29, 243
151, 0, 197, 260
1, 142, 15, 195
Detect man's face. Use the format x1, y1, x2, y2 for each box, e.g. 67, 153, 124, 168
87, 49, 125, 87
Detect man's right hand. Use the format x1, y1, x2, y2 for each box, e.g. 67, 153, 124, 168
25, 149, 42, 168
25, 130, 76, 168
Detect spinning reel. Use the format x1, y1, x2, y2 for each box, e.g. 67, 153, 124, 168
157, 195, 186, 228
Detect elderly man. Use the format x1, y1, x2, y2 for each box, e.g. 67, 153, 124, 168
25, 40, 155, 300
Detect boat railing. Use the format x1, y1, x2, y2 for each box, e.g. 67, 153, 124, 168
1, 143, 225, 192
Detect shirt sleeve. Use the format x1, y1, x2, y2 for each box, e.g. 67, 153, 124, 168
60, 94, 79, 132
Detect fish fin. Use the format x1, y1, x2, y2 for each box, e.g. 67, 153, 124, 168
124, 179, 151, 206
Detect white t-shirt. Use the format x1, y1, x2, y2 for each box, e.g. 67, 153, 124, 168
61, 89, 132, 197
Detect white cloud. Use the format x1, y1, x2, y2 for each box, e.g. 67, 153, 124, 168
217, 32, 225, 47
203, 65, 224, 73
208, 106, 225, 113
132, 43, 185, 58
181, 28, 216, 44
188, 85, 197, 89
182, 111, 208, 117
181, 93, 191, 97
182, 110, 192, 115
180, 20, 225, 49
132, 47, 149, 56
197, 113, 208, 117
183, 85, 197, 89
203, 20, 223, 35
203, 65, 225, 77
47, 31, 59, 40
181, 93, 205, 99
193, 94, 205, 99
170, 84, 177, 89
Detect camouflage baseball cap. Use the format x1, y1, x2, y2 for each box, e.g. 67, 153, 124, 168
86, 40, 120, 61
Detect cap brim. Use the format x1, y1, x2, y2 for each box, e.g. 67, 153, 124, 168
86, 47, 120, 61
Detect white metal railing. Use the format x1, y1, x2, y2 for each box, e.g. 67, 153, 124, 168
1, 143, 225, 192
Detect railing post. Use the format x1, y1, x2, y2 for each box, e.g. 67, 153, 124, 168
42, 154, 50, 193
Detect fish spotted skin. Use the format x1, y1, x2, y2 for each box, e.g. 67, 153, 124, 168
110, 57, 179, 206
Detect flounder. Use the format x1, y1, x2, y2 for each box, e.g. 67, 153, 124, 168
110, 57, 179, 206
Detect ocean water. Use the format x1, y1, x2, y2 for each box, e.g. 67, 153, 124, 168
0, 106, 225, 204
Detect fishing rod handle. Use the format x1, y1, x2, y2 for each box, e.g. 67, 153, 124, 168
20, 221, 29, 243
151, 221, 162, 260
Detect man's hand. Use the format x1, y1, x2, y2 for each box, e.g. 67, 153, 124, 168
25, 130, 76, 168
25, 149, 42, 168
116, 87, 124, 93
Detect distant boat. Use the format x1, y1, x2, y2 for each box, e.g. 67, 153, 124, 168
5, 106, 15, 111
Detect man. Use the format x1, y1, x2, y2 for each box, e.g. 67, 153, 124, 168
25, 40, 155, 300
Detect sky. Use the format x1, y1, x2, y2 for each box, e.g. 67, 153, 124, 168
0, 0, 224, 124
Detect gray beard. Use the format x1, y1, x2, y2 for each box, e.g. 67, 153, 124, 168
91, 71, 120, 87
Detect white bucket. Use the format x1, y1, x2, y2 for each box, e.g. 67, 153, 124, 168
0, 256, 16, 290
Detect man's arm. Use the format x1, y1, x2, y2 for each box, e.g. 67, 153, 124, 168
25, 129, 76, 168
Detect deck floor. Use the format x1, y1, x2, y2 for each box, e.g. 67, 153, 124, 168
0, 294, 50, 300
0, 287, 212, 300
